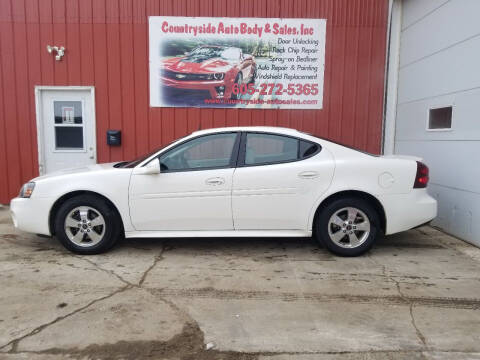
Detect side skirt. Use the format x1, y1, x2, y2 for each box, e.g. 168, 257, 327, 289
124, 229, 312, 239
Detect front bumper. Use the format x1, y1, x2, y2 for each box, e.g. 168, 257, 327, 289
161, 77, 230, 99
10, 197, 52, 236
379, 189, 437, 235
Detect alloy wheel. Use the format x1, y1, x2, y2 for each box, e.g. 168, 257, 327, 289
64, 206, 106, 247
327, 207, 370, 248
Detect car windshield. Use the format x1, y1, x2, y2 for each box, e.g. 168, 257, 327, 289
116, 137, 186, 168
183, 47, 240, 62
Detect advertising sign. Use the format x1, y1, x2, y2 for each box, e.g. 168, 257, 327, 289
149, 17, 326, 109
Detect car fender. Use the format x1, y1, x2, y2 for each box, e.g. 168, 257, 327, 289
33, 169, 135, 233
307, 186, 387, 232
49, 188, 132, 233
306, 153, 417, 231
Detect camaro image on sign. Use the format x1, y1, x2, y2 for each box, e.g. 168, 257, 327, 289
10, 127, 437, 256
149, 17, 326, 109
161, 45, 257, 102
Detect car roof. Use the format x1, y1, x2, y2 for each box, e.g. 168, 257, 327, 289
196, 45, 240, 50
136, 126, 372, 168
191, 126, 304, 137
197, 45, 227, 49
189, 127, 375, 158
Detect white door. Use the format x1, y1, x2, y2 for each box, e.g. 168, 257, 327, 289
129, 132, 240, 231
232, 132, 335, 230
38, 88, 96, 174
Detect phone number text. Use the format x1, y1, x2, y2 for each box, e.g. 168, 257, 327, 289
232, 83, 319, 96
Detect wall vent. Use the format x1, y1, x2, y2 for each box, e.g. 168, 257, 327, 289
428, 106, 452, 130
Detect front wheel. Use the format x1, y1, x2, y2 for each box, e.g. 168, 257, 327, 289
55, 195, 122, 254
315, 197, 380, 256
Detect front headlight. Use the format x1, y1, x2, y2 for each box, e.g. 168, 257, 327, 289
214, 73, 225, 80
19, 182, 35, 198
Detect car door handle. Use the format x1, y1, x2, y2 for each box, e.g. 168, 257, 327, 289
205, 177, 225, 186
298, 171, 320, 179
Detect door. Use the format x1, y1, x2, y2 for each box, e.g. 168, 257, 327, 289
129, 132, 240, 231
38, 88, 96, 174
232, 132, 335, 230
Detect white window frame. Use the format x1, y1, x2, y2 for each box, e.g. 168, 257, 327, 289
52, 99, 87, 153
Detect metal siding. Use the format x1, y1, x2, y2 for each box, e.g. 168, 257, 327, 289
395, 0, 480, 246
0, 0, 388, 203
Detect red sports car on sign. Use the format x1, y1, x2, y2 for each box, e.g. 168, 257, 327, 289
160, 46, 256, 100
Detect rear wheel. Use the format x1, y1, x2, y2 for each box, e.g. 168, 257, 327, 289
55, 195, 122, 254
315, 197, 380, 256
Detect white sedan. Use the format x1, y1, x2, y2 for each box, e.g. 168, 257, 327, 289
10, 127, 437, 256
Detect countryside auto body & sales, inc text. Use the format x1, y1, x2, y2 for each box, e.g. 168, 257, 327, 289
149, 17, 326, 109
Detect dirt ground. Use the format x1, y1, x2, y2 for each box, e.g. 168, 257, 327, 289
1, 204, 480, 360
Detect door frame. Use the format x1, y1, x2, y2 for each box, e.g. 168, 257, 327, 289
34, 86, 96, 175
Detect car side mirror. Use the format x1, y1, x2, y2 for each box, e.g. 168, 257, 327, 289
133, 158, 161, 175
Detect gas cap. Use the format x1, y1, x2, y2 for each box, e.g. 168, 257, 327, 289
379, 172, 395, 189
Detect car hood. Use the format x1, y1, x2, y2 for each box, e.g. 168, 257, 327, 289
32, 162, 120, 182
163, 56, 234, 73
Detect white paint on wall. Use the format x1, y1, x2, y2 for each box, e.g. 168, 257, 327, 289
398, 35, 480, 104
393, 0, 480, 247
401, 0, 449, 30
400, 0, 480, 67
383, 0, 402, 155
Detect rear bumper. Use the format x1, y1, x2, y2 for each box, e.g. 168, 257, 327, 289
10, 197, 52, 236
379, 189, 437, 235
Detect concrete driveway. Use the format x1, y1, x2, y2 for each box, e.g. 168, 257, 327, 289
1, 204, 480, 360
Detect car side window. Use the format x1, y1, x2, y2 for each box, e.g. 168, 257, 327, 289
299, 140, 319, 159
245, 133, 299, 166
159, 133, 238, 172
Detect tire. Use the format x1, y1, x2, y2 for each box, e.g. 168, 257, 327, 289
230, 72, 243, 100
314, 197, 380, 257
54, 195, 122, 254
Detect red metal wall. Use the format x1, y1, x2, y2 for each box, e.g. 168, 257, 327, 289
0, 0, 388, 204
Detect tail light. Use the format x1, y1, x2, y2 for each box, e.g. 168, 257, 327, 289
414, 161, 429, 188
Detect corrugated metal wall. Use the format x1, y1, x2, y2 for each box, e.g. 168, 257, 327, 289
0, 0, 388, 204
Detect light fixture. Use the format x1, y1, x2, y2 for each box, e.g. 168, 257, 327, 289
46, 45, 65, 61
